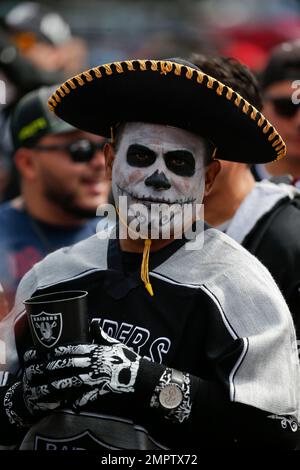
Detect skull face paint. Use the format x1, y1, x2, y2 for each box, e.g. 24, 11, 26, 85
112, 122, 208, 238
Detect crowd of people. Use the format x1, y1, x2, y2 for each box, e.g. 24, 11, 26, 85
0, 1, 300, 451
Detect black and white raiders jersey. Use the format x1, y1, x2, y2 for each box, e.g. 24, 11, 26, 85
0, 225, 299, 449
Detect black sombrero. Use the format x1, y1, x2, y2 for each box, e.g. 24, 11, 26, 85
48, 58, 286, 164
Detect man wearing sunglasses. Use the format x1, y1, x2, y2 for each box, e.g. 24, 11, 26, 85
193, 54, 300, 344
253, 40, 300, 183
0, 85, 110, 309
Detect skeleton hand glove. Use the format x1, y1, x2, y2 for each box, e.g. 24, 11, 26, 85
17, 327, 191, 423
2, 379, 34, 430
19, 329, 146, 415
2, 339, 138, 429
1, 351, 53, 431
72, 327, 192, 422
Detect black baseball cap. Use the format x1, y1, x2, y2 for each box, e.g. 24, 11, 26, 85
11, 85, 76, 150
261, 40, 300, 90
4, 2, 71, 46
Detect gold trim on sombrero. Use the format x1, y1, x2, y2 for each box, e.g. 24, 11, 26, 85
217, 83, 224, 96
226, 88, 233, 100
263, 122, 271, 134
74, 75, 85, 86
242, 102, 250, 114
250, 108, 258, 120
48, 97, 57, 110
268, 131, 277, 142
139, 60, 148, 71
114, 62, 124, 73
67, 78, 76, 89
93, 67, 102, 78
53, 91, 61, 103
234, 94, 242, 107
103, 64, 113, 75
174, 63, 182, 76
48, 59, 286, 161
82, 71, 93, 82
257, 116, 265, 127
61, 83, 70, 94
57, 88, 65, 98
126, 61, 136, 71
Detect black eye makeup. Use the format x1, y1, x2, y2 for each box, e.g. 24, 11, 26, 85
164, 150, 195, 177
126, 144, 156, 167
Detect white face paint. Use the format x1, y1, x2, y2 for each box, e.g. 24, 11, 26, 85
112, 122, 207, 239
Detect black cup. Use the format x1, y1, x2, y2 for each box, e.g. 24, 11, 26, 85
24, 290, 89, 351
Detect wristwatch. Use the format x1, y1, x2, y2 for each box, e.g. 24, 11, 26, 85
158, 369, 185, 410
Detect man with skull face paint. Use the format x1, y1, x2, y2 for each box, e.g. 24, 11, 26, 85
110, 122, 212, 257
0, 58, 300, 450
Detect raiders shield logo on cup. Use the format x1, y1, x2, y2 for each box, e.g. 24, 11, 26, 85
30, 311, 63, 348
25, 290, 89, 351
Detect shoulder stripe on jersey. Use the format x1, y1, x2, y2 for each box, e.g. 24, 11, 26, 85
199, 285, 238, 339
200, 285, 250, 401
150, 271, 202, 288
151, 272, 251, 402
151, 272, 238, 339
229, 337, 249, 401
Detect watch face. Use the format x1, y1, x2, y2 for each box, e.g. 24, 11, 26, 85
159, 384, 183, 410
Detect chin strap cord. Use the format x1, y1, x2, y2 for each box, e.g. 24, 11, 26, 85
141, 239, 154, 296
116, 206, 154, 297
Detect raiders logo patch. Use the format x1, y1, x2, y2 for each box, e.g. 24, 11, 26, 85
30, 311, 63, 348
34, 430, 121, 450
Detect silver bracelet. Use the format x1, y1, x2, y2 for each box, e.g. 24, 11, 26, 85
150, 368, 192, 423
4, 382, 30, 429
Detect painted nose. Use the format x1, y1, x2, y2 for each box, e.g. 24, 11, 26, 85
145, 170, 171, 190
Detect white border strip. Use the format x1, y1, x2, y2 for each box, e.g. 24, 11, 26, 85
151, 272, 250, 402
151, 272, 238, 339
228, 338, 249, 401
199, 285, 238, 340
0, 371, 9, 386
150, 271, 202, 288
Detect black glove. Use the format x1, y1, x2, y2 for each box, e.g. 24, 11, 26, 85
2, 375, 35, 430
5, 327, 192, 427
2, 329, 142, 429
20, 328, 145, 414
2, 345, 62, 430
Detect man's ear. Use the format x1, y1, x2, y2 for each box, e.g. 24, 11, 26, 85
204, 160, 221, 196
104, 143, 115, 181
14, 148, 38, 180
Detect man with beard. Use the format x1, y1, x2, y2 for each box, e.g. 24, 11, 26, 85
0, 85, 110, 308
0, 59, 299, 450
